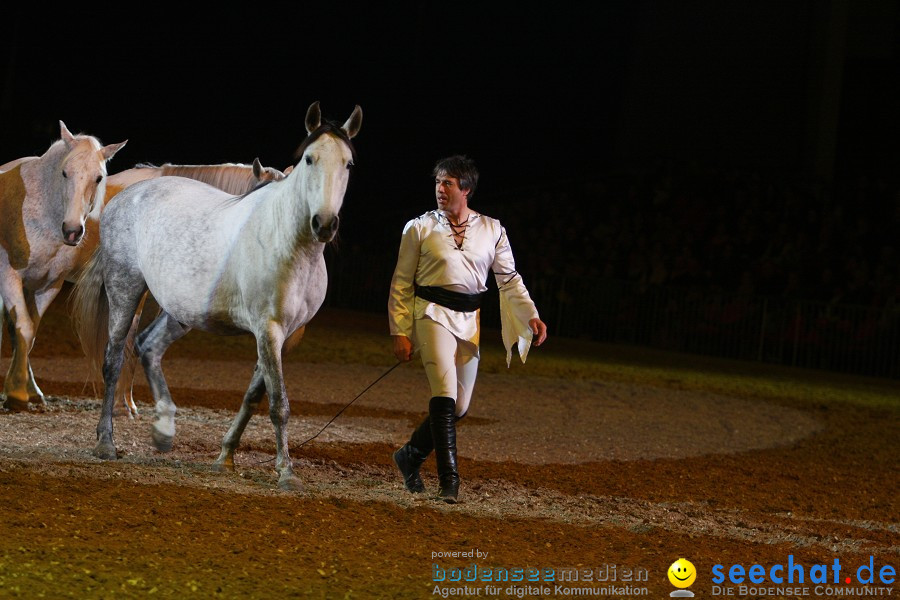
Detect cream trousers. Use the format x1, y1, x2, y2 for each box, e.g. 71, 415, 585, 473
415, 317, 479, 417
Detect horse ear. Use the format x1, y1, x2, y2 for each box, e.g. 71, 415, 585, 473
342, 105, 363, 139
283, 165, 294, 175
60, 121, 76, 147
252, 157, 263, 178
305, 101, 321, 134
101, 140, 128, 161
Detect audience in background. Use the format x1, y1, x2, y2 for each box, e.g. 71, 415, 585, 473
334, 160, 899, 316
325, 161, 898, 377
479, 161, 899, 310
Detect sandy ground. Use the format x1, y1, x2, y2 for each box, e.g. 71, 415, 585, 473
0, 303, 897, 598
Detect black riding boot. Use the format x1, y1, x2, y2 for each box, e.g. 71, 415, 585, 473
393, 414, 433, 493
429, 396, 460, 503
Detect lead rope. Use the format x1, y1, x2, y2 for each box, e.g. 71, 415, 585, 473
254, 357, 408, 464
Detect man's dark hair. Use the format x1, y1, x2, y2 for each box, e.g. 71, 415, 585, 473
433, 155, 479, 199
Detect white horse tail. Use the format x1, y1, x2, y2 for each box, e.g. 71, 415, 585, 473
69, 249, 110, 381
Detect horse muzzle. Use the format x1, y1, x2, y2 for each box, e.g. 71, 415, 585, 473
62, 224, 85, 246
311, 214, 339, 243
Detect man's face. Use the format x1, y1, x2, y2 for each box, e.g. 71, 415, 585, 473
434, 172, 469, 215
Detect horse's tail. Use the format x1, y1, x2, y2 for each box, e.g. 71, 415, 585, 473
69, 248, 110, 381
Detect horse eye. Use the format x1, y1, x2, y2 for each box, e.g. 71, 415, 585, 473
347, 161, 354, 170
95, 175, 102, 184
305, 156, 313, 166
62, 171, 68, 179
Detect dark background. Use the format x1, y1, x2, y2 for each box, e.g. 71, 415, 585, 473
3, 3, 897, 205
1, 1, 898, 293
0, 3, 639, 204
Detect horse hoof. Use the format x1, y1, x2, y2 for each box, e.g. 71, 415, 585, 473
92, 442, 118, 460
151, 428, 174, 453
277, 474, 305, 493
2, 397, 30, 413
211, 460, 234, 473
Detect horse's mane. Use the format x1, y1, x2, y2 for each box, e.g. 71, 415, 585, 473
158, 163, 259, 196
293, 122, 357, 162
230, 180, 276, 203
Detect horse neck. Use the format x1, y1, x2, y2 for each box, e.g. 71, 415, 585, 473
251, 174, 321, 260
162, 164, 254, 195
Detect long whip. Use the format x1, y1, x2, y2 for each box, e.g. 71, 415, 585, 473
295, 360, 404, 448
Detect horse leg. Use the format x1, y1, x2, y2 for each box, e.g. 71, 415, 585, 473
95, 285, 147, 460
0, 301, 12, 404
213, 365, 266, 472
135, 311, 189, 452
256, 326, 302, 492
0, 278, 41, 411
21, 282, 66, 405
2, 301, 16, 398
211, 325, 304, 469
116, 291, 149, 419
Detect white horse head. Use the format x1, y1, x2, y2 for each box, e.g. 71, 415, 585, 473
290, 102, 362, 243
58, 121, 127, 245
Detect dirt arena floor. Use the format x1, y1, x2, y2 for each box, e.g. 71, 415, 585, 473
0, 296, 897, 599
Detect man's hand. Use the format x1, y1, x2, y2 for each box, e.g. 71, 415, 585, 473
529, 318, 548, 346
393, 335, 413, 362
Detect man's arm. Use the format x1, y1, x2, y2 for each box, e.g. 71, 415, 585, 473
388, 220, 421, 360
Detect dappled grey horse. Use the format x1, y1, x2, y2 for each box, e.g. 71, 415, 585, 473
100, 157, 288, 417
71, 102, 362, 491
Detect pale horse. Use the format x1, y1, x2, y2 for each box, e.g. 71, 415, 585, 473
0, 121, 126, 412
71, 102, 362, 491
0, 141, 285, 414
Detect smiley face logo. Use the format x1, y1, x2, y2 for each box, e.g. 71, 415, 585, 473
668, 558, 697, 588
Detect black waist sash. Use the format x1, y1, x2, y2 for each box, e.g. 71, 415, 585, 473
416, 285, 484, 312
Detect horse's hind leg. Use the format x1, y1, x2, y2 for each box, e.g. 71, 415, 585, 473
213, 365, 266, 472
115, 291, 150, 419
135, 311, 189, 452
95, 285, 147, 460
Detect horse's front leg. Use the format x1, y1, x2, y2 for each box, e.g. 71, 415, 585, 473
22, 283, 66, 404
213, 365, 266, 472
257, 325, 302, 492
0, 279, 46, 411
1, 301, 33, 411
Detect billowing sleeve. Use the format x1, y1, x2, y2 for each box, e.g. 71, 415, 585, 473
492, 225, 540, 366
388, 219, 421, 337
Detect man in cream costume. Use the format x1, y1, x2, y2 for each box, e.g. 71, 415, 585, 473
388, 155, 548, 503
